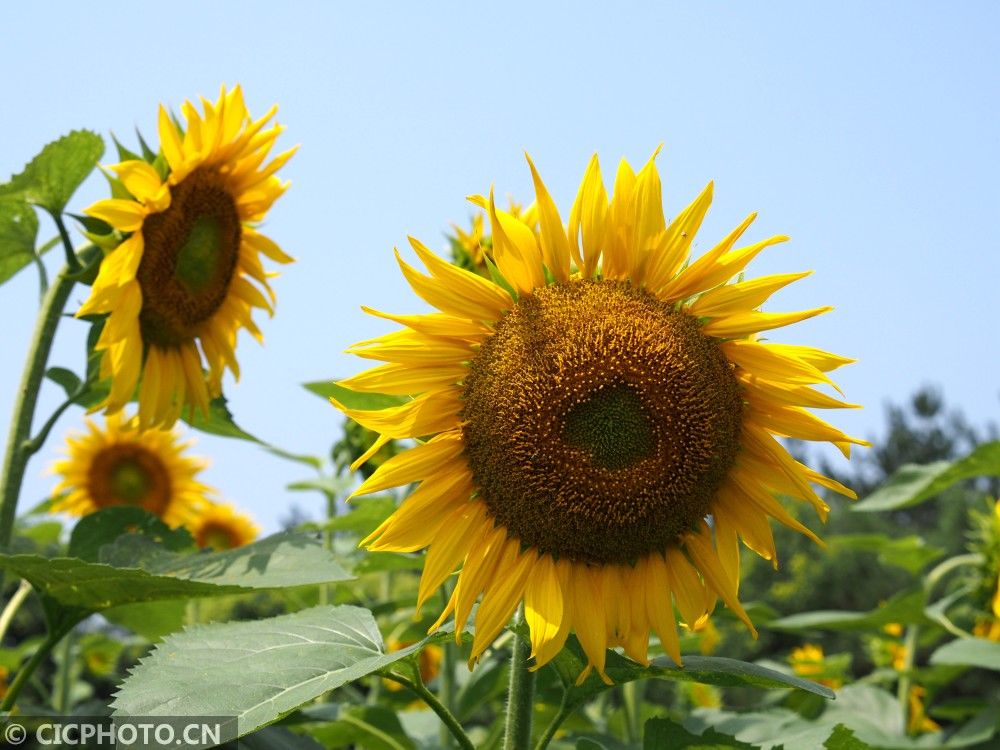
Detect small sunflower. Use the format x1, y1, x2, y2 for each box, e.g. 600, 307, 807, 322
79, 85, 295, 428
50, 413, 213, 527
188, 502, 259, 550
450, 199, 537, 273
336, 151, 865, 683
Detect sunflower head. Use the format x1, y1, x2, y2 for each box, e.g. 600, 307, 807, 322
188, 501, 259, 550
50, 413, 213, 528
79, 85, 295, 428
336, 150, 865, 683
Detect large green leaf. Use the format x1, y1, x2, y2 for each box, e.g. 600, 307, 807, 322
0, 130, 104, 215
930, 638, 1000, 672
0, 200, 40, 286
0, 532, 351, 611
853, 442, 1000, 512
767, 589, 928, 633
829, 535, 943, 574
304, 380, 409, 410
113, 605, 442, 738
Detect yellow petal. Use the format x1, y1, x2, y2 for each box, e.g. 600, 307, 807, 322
338, 362, 466, 396
112, 160, 169, 211
85, 198, 146, 232
524, 553, 565, 663
568, 154, 608, 278
416, 502, 486, 610
690, 271, 812, 318
702, 306, 833, 338
525, 153, 571, 282
351, 432, 464, 497
644, 181, 713, 293
330, 390, 461, 439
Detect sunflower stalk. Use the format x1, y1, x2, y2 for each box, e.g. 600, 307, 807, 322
52, 211, 82, 274
503, 607, 536, 750
380, 670, 474, 750
897, 624, 919, 730
0, 264, 79, 550
534, 692, 582, 750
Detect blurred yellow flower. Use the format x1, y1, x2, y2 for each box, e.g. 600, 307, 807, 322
789, 644, 843, 689
188, 502, 259, 550
50, 413, 211, 527
907, 685, 941, 735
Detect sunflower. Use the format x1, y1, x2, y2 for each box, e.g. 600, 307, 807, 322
335, 151, 865, 684
79, 85, 295, 428
50, 413, 213, 527
188, 501, 259, 550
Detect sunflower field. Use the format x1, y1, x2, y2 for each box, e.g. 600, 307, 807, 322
2, 7, 1000, 748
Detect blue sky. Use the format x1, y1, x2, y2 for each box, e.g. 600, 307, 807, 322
2, 2, 998, 532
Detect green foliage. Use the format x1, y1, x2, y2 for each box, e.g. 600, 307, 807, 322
0, 531, 351, 611
112, 605, 444, 739
853, 442, 1000, 513
0, 200, 41, 286
768, 589, 929, 633
644, 717, 766, 748
930, 639, 1000, 672
0, 130, 104, 215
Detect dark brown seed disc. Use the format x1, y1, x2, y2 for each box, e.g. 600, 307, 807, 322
136, 168, 242, 346
461, 279, 744, 564
87, 443, 173, 515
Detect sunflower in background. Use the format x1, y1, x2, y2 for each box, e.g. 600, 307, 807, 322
50, 413, 213, 528
449, 199, 537, 275
189, 502, 259, 550
79, 85, 295, 428
336, 150, 865, 684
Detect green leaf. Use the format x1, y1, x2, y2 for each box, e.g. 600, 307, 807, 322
930, 638, 1000, 672
853, 442, 1000, 512
102, 600, 187, 641
0, 200, 41, 287
45, 366, 82, 397
325, 496, 396, 535
0, 130, 104, 215
822, 725, 870, 750
67, 507, 193, 561
303, 706, 416, 750
183, 396, 261, 442
113, 605, 442, 738
829, 534, 943, 574
304, 380, 409, 410
644, 717, 764, 749
767, 589, 928, 632
0, 531, 351, 611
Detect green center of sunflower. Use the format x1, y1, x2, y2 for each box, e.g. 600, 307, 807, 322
136, 168, 242, 347
462, 279, 744, 565
88, 444, 172, 515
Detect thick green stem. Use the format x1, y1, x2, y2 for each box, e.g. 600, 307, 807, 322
381, 673, 474, 750
622, 681, 642, 744
0, 265, 77, 550
504, 610, 536, 750
0, 619, 74, 712
54, 629, 75, 712
534, 693, 580, 750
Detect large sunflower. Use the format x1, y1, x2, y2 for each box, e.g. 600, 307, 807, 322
335, 151, 866, 684
50, 413, 213, 528
79, 85, 295, 428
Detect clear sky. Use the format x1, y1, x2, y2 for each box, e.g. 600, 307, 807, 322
2, 2, 998, 533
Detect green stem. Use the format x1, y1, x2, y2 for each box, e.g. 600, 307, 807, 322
622, 681, 641, 744
0, 619, 74, 712
439, 584, 456, 749
534, 692, 580, 750
504, 609, 536, 750
381, 673, 475, 750
0, 579, 32, 643
897, 625, 919, 732
320, 491, 336, 606
0, 265, 78, 550
51, 212, 81, 274
54, 629, 75, 712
